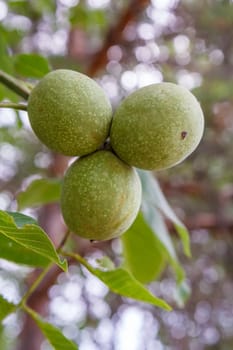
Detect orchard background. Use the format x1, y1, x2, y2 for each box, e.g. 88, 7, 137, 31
0, 0, 233, 349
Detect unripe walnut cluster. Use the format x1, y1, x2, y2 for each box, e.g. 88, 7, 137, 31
27, 70, 204, 241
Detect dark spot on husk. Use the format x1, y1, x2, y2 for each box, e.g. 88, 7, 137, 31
181, 131, 188, 140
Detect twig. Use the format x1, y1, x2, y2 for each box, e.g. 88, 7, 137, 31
19, 263, 53, 307
0, 70, 31, 100
86, 0, 150, 77
57, 229, 71, 252
19, 230, 72, 308
0, 102, 27, 111
185, 215, 233, 232
61, 250, 93, 272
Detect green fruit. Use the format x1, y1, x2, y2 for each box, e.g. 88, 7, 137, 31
61, 150, 142, 241
28, 69, 112, 156
110, 82, 204, 170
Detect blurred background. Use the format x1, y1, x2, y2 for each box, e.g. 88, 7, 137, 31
0, 0, 233, 349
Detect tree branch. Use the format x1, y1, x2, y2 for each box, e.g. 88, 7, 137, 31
19, 263, 54, 308
166, 213, 233, 235
19, 231, 71, 309
0, 70, 31, 100
185, 214, 233, 232
86, 0, 150, 77
0, 102, 27, 111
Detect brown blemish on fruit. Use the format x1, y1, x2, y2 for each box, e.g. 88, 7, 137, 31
181, 131, 188, 140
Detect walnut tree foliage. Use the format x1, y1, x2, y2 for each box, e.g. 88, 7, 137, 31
0, 1, 233, 349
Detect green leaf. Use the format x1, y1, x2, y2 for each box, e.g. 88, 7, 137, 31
14, 54, 51, 78
7, 211, 38, 226
139, 170, 191, 257
142, 201, 185, 283
95, 256, 115, 270
0, 296, 16, 322
0, 55, 14, 76
174, 280, 191, 308
0, 322, 8, 350
0, 34, 19, 102
122, 212, 166, 284
8, 0, 30, 16
0, 84, 20, 102
70, 5, 106, 29
1, 212, 49, 267
0, 211, 67, 271
74, 254, 171, 311
31, 0, 56, 14
0, 32, 14, 75
25, 307, 78, 350
17, 178, 62, 210
0, 232, 50, 267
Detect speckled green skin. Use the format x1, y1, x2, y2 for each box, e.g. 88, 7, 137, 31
28, 69, 112, 156
61, 150, 142, 241
110, 83, 204, 170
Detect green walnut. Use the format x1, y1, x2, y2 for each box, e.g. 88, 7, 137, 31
61, 150, 142, 241
27, 69, 112, 156
110, 82, 204, 170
